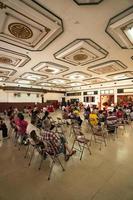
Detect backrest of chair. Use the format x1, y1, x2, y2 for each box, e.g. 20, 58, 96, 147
57, 117, 62, 123
43, 139, 58, 156
30, 130, 40, 143
49, 116, 56, 125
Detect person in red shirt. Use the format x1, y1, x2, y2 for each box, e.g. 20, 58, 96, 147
116, 109, 124, 119
15, 113, 28, 143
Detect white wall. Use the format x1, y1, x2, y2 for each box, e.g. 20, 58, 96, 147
0, 90, 8, 102
0, 90, 64, 103
7, 92, 42, 103
44, 93, 64, 102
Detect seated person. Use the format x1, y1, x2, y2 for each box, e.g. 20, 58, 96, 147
116, 108, 124, 119
42, 111, 54, 130
89, 111, 98, 126
0, 118, 8, 139
130, 109, 133, 121
15, 113, 28, 143
106, 111, 117, 133
73, 109, 82, 126
42, 130, 76, 161
29, 130, 45, 154
98, 110, 105, 124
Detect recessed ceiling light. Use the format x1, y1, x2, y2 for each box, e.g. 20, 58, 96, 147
0, 77, 4, 81
70, 75, 85, 80
26, 75, 41, 80
124, 26, 133, 44
52, 79, 64, 84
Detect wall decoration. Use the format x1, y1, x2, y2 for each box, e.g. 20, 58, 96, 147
100, 95, 114, 109
117, 95, 133, 106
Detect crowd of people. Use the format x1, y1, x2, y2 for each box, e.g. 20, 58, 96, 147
0, 102, 133, 161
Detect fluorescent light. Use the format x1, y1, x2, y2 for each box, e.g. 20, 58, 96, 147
70, 82, 82, 86
17, 80, 31, 84
39, 82, 52, 86
51, 79, 65, 84
0, 77, 4, 81
113, 74, 128, 80
124, 26, 133, 44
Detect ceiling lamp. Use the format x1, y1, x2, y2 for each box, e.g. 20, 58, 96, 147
73, 0, 103, 5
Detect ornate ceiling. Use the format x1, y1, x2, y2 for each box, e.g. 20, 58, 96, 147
0, 0, 132, 92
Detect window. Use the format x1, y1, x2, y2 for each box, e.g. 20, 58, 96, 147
67, 92, 81, 96
83, 91, 98, 95
100, 90, 114, 94
83, 96, 95, 102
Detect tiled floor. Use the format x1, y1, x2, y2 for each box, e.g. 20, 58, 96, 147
0, 111, 133, 200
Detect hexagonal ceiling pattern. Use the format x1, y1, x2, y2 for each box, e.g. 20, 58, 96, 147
0, 0, 132, 91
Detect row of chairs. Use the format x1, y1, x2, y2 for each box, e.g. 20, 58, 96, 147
10, 115, 130, 180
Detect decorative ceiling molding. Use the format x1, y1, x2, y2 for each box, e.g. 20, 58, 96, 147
37, 82, 56, 87
73, 0, 103, 5
63, 71, 92, 80
0, 47, 30, 67
0, 76, 8, 82
32, 62, 69, 75
47, 78, 70, 85
0, 0, 63, 51
107, 71, 133, 81
14, 78, 35, 85
88, 60, 127, 75
85, 77, 107, 84
66, 82, 85, 87
0, 66, 16, 76
20, 72, 48, 81
54, 39, 108, 66
106, 6, 133, 49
